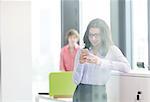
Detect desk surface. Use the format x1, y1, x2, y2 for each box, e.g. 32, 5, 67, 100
111, 69, 150, 77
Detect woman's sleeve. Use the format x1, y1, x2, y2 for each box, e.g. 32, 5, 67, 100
97, 46, 131, 73
59, 49, 65, 71
73, 49, 85, 85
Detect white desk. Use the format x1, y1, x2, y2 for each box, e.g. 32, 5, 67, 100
36, 69, 150, 102
107, 69, 150, 102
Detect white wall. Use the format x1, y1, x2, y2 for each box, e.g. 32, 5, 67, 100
1, 1, 32, 102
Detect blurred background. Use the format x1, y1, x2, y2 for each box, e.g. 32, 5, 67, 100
0, 0, 150, 102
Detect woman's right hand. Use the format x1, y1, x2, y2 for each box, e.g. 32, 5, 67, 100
79, 49, 89, 64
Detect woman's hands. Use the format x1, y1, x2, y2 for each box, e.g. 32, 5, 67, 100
79, 49, 101, 64
79, 49, 89, 64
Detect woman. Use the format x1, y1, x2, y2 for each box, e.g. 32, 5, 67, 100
73, 18, 131, 102
60, 29, 80, 71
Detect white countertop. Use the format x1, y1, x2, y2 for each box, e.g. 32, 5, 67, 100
111, 69, 150, 77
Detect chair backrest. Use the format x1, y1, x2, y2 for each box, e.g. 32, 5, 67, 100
49, 72, 76, 98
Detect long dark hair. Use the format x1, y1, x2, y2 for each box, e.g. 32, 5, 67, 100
83, 18, 113, 56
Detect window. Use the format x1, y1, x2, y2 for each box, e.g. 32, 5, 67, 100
79, 0, 110, 47
131, 0, 148, 69
32, 0, 61, 100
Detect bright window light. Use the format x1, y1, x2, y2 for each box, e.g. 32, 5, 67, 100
132, 0, 148, 69
79, 0, 110, 47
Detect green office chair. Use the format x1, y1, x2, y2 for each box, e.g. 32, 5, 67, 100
49, 72, 76, 98
36, 72, 76, 102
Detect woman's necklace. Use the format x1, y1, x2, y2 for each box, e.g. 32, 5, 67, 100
92, 46, 100, 56
93, 50, 98, 55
